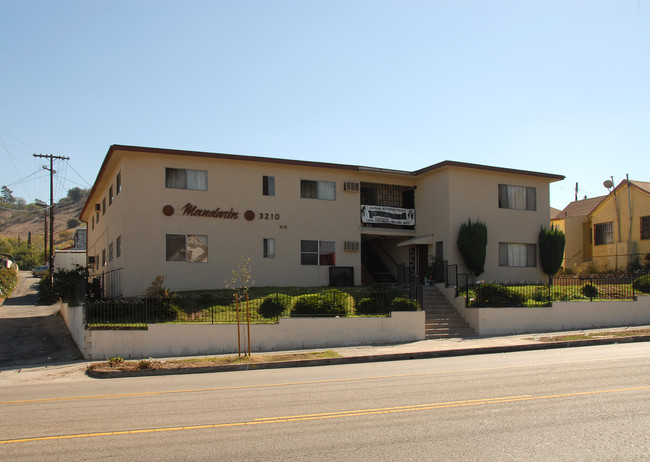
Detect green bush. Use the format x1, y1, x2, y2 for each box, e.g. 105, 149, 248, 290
581, 284, 599, 299
290, 289, 351, 317
356, 297, 389, 315
317, 289, 350, 316
0, 268, 18, 298
53, 266, 87, 303
291, 294, 320, 316
390, 297, 419, 311
258, 293, 290, 318
38, 272, 56, 304
633, 274, 650, 294
531, 286, 550, 303
475, 283, 526, 307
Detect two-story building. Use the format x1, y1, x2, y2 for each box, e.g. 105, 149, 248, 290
552, 179, 650, 272
80, 145, 564, 297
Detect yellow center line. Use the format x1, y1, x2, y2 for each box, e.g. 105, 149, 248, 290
2, 354, 649, 406
1, 386, 648, 445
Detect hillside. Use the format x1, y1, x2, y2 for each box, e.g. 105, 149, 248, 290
0, 200, 86, 246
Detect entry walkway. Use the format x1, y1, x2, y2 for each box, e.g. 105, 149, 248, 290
0, 271, 82, 369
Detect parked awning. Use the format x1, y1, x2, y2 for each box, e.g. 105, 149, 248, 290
397, 234, 435, 247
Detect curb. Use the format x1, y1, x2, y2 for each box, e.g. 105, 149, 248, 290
86, 334, 650, 379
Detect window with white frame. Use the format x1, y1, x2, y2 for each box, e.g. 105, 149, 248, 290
301, 240, 335, 265
166, 234, 208, 262
165, 168, 208, 191
594, 222, 614, 245
641, 216, 650, 240
300, 180, 336, 200
263, 238, 275, 258
498, 243, 537, 267
263, 176, 275, 196
498, 184, 536, 211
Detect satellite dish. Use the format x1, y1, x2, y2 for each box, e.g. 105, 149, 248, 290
603, 180, 614, 189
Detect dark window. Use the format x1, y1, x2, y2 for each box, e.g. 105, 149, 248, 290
116, 235, 122, 258
165, 168, 208, 190
109, 186, 113, 205
116, 172, 121, 195
108, 243, 114, 262
498, 184, 536, 211
594, 222, 614, 245
301, 240, 335, 265
102, 198, 106, 215
263, 176, 275, 196
263, 238, 275, 258
102, 249, 106, 267
300, 180, 335, 200
641, 216, 650, 240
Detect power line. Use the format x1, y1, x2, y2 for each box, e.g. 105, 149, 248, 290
64, 159, 92, 187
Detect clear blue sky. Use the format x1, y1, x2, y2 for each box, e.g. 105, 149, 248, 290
1, 1, 648, 210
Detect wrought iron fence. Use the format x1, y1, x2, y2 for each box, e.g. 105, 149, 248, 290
469, 272, 650, 307
84, 284, 422, 327
88, 268, 123, 300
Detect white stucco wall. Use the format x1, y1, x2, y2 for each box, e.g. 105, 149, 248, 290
80, 311, 425, 360
438, 284, 650, 336
59, 302, 86, 352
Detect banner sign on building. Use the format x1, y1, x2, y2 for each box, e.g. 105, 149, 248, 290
361, 205, 415, 225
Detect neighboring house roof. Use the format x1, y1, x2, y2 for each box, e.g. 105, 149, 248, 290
81, 144, 565, 219
553, 195, 607, 220
630, 180, 650, 194
554, 180, 650, 222
550, 207, 561, 220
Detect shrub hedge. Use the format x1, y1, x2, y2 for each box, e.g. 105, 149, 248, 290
633, 274, 650, 294
258, 293, 291, 319
475, 283, 526, 307
0, 268, 18, 299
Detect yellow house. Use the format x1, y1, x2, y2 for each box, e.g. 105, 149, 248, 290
80, 145, 564, 297
552, 180, 650, 272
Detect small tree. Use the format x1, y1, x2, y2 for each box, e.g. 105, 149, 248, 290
457, 219, 488, 277
225, 257, 255, 356
539, 227, 565, 280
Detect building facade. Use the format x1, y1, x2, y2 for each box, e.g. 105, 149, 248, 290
80, 145, 563, 297
552, 180, 650, 272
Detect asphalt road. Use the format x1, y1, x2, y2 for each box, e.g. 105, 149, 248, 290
0, 271, 81, 368
1, 343, 649, 460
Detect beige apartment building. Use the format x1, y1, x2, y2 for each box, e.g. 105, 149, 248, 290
80, 145, 564, 297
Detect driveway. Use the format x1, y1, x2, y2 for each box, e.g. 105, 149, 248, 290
0, 271, 82, 369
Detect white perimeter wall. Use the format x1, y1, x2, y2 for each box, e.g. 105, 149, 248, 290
59, 308, 425, 360
438, 284, 650, 336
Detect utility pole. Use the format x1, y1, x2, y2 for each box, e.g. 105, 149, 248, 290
35, 199, 48, 265
33, 154, 70, 283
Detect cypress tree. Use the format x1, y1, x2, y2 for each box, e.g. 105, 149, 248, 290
457, 219, 488, 277
539, 227, 566, 278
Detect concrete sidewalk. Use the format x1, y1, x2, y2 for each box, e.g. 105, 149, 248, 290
84, 325, 650, 378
